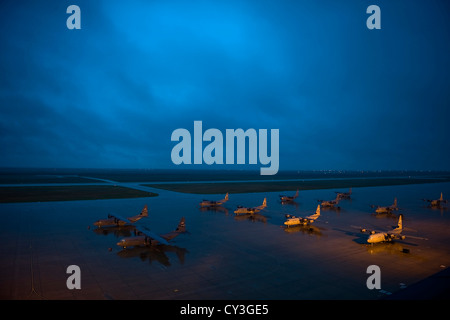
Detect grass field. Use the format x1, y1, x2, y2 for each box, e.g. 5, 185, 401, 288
0, 185, 158, 203
2, 168, 450, 183
1, 168, 449, 201
146, 176, 450, 194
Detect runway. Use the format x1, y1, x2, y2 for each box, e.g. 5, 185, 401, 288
1, 179, 450, 300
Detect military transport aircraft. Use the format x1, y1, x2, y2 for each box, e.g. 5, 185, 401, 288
371, 198, 399, 214
234, 198, 267, 215
279, 190, 299, 203
116, 217, 186, 248
360, 214, 405, 243
318, 195, 340, 209
422, 192, 448, 209
199, 193, 229, 207
284, 205, 321, 227
93, 205, 149, 227
353, 214, 428, 244
336, 188, 352, 200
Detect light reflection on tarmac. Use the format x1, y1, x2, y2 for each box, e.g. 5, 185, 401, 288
1, 181, 449, 299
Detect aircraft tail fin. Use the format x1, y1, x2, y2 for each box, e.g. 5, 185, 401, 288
224, 193, 229, 202
175, 217, 186, 233
126, 206, 148, 223
141, 204, 148, 217
440, 192, 443, 201
294, 189, 299, 198
306, 205, 321, 221
397, 214, 403, 230
161, 217, 186, 241
262, 198, 267, 207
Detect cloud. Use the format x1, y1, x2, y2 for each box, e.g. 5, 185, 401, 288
0, 0, 449, 170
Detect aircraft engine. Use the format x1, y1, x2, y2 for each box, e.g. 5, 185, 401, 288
386, 234, 395, 241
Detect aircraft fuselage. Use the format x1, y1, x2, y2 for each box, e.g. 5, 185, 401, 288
94, 218, 128, 227
284, 217, 308, 227
200, 201, 221, 207
367, 233, 390, 243
429, 199, 446, 208
367, 232, 404, 243
321, 200, 338, 207
117, 236, 159, 248
375, 206, 397, 214
234, 207, 257, 215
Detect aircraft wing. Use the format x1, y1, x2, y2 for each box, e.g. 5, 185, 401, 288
306, 213, 319, 221
306, 205, 321, 221
137, 228, 170, 245
402, 234, 428, 241
109, 213, 131, 224
389, 228, 403, 235
351, 225, 376, 234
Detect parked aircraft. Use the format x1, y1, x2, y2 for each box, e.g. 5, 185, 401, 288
116, 217, 186, 248
279, 190, 299, 203
360, 214, 405, 243
284, 205, 321, 227
93, 205, 149, 227
422, 192, 448, 209
318, 195, 340, 209
234, 198, 267, 215
336, 188, 352, 200
371, 198, 398, 214
199, 193, 229, 207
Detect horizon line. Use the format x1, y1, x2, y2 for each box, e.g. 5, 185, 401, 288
1, 167, 450, 173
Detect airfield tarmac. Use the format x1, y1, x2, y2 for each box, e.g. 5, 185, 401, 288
1, 179, 450, 300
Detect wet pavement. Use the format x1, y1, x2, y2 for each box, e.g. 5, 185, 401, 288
1, 181, 450, 299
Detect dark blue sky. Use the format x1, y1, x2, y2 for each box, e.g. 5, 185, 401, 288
1, 0, 449, 171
